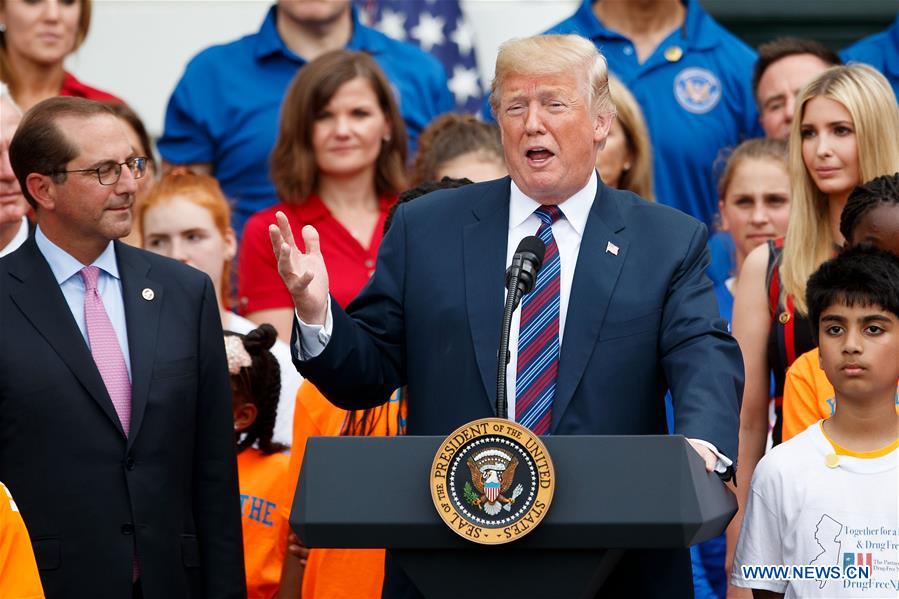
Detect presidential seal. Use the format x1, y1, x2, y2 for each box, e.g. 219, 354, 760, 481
674, 67, 721, 114
430, 418, 554, 545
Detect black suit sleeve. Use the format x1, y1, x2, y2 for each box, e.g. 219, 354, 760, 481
660, 221, 744, 462
193, 276, 246, 597
292, 203, 410, 410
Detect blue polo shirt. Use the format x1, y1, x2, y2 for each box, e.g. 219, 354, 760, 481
841, 15, 899, 99
158, 5, 453, 235
541, 0, 761, 227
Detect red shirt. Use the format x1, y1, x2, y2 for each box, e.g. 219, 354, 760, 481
239, 194, 394, 313
60, 71, 122, 104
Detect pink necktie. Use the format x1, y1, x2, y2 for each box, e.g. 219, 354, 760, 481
80, 266, 132, 436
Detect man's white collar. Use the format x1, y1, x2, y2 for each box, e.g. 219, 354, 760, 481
508, 171, 597, 235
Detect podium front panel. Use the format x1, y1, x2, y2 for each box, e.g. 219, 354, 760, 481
292, 435, 735, 549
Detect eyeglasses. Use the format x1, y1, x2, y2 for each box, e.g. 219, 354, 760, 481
53, 156, 149, 186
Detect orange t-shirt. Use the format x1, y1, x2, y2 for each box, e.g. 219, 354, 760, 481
238, 448, 290, 599
0, 482, 44, 599
284, 382, 405, 599
783, 348, 899, 441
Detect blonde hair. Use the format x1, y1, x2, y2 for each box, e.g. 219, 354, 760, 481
489, 34, 615, 119
782, 64, 899, 314
607, 76, 653, 200
717, 138, 788, 202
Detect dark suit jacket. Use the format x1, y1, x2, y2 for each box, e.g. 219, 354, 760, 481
0, 238, 246, 598
295, 178, 743, 598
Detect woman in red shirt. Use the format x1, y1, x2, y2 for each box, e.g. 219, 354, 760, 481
239, 49, 407, 341
0, 0, 121, 110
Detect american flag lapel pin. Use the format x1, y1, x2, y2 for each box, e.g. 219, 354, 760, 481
606, 241, 619, 256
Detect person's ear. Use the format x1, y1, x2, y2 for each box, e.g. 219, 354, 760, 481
224, 227, 238, 261
233, 402, 258, 432
718, 200, 730, 231
621, 148, 634, 173
381, 117, 393, 146
26, 173, 56, 211
593, 111, 614, 146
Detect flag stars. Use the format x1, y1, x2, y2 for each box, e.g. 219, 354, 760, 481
375, 8, 408, 41
449, 66, 482, 106
411, 13, 446, 52
450, 21, 474, 56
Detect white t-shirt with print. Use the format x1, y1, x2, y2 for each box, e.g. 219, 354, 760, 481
732, 421, 899, 598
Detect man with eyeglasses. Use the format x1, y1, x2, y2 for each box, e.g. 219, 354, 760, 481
0, 97, 245, 599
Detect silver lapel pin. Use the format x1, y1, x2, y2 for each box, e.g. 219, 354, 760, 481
141, 288, 155, 301
606, 241, 619, 256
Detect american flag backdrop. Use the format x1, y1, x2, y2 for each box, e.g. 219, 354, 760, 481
356, 0, 484, 114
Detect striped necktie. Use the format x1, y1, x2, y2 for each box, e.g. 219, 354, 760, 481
516, 205, 563, 435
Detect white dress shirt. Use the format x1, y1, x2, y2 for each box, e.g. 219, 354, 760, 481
35, 226, 132, 378
502, 171, 595, 418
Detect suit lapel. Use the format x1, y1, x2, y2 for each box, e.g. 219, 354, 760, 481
463, 179, 511, 414
552, 184, 628, 432
116, 242, 161, 448
7, 239, 125, 435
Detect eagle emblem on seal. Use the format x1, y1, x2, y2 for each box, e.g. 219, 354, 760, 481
464, 448, 524, 516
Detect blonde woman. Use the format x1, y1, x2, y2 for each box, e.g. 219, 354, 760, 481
726, 64, 899, 589
596, 76, 654, 200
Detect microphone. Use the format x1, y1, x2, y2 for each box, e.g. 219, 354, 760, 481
505, 236, 546, 299
496, 236, 546, 420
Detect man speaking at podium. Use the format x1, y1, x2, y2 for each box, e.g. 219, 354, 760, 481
270, 34, 743, 599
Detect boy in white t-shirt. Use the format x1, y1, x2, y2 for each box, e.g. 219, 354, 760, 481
732, 246, 899, 598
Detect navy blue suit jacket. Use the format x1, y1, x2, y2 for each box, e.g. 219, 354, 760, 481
295, 177, 743, 597
0, 238, 245, 598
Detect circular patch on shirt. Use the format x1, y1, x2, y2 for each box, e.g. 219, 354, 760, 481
825, 453, 840, 468
430, 418, 554, 545
674, 67, 722, 114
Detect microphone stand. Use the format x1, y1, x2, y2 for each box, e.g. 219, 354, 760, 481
496, 256, 525, 420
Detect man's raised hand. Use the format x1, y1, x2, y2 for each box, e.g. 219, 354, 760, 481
268, 211, 330, 325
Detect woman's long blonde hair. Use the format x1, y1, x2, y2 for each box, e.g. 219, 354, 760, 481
781, 64, 899, 315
